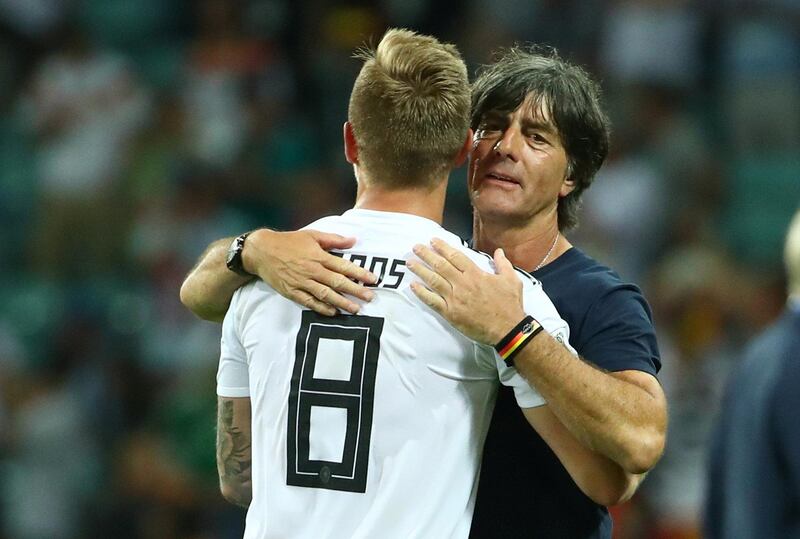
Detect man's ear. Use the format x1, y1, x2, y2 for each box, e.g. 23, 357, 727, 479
344, 122, 359, 165
559, 176, 576, 198
453, 129, 474, 168
559, 163, 576, 197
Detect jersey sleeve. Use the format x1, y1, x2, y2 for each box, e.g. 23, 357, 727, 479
489, 273, 574, 410
217, 290, 250, 398
493, 354, 546, 409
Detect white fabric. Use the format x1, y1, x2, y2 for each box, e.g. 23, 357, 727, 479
217, 209, 571, 539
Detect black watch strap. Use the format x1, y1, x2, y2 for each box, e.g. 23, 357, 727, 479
226, 232, 253, 276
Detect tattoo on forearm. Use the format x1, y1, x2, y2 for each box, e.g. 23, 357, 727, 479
217, 399, 252, 506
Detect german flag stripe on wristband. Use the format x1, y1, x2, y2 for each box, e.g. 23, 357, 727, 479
495, 315, 545, 366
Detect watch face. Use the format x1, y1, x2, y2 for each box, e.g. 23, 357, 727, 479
226, 238, 242, 269
226, 234, 253, 275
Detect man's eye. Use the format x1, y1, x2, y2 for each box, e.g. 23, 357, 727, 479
475, 128, 500, 140
479, 120, 504, 131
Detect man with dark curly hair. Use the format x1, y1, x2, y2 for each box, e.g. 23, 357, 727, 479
183, 45, 667, 539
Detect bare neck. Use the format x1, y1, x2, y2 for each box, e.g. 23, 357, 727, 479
472, 212, 571, 271
354, 177, 448, 224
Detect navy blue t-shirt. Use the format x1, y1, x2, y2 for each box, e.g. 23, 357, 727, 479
469, 247, 661, 539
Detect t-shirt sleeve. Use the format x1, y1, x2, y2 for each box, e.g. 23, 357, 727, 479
521, 276, 573, 355
578, 284, 660, 375
217, 291, 250, 397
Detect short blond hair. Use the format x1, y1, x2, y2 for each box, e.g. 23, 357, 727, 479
348, 28, 470, 188
785, 208, 800, 297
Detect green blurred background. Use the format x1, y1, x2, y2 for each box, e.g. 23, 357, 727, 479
0, 1, 798, 538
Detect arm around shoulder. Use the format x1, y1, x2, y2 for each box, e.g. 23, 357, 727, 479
180, 236, 252, 322
182, 228, 379, 320
405, 241, 667, 473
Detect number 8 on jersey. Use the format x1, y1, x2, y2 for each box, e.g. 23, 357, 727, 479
287, 311, 384, 493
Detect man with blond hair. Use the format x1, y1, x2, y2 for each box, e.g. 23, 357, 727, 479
211, 29, 574, 538
705, 208, 800, 539
185, 44, 662, 537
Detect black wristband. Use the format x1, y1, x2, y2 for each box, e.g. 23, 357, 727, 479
494, 315, 544, 366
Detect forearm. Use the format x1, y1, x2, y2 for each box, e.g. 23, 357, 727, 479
180, 237, 253, 322
220, 478, 252, 508
571, 451, 643, 506
523, 405, 643, 506
515, 335, 666, 474
217, 397, 253, 507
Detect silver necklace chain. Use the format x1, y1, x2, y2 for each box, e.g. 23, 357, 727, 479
534, 232, 560, 271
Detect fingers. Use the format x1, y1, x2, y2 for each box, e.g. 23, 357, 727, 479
493, 248, 516, 276
430, 238, 475, 273
308, 230, 357, 251
412, 244, 461, 281
318, 268, 375, 303
324, 254, 379, 285
291, 290, 337, 317
305, 231, 379, 284
293, 280, 364, 316
406, 259, 452, 296
306, 280, 362, 314
410, 282, 446, 315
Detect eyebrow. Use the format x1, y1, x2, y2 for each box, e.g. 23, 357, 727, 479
479, 111, 560, 138
520, 119, 558, 135
480, 112, 508, 124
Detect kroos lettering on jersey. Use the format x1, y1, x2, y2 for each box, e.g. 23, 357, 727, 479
331, 251, 408, 290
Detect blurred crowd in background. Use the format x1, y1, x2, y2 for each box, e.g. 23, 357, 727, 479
0, 0, 798, 538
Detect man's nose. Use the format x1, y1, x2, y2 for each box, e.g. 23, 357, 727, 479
492, 129, 520, 161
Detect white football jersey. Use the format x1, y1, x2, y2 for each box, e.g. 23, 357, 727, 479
217, 209, 570, 539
